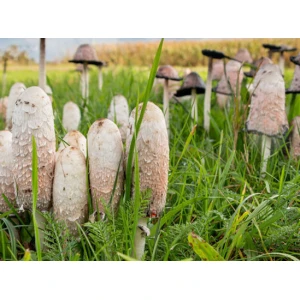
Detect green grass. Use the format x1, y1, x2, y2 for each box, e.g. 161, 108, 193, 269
0, 42, 300, 261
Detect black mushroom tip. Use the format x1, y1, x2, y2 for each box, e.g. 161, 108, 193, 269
202, 49, 226, 59
262, 44, 282, 51
244, 71, 254, 78
285, 89, 300, 95
212, 86, 233, 96
262, 43, 297, 53
290, 56, 300, 66
155, 74, 183, 81
174, 72, 206, 97
69, 59, 105, 66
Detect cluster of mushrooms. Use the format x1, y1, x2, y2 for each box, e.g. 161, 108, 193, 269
1, 41, 300, 260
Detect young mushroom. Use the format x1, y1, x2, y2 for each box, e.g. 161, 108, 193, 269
290, 116, 300, 158
246, 64, 288, 176
57, 130, 87, 158
155, 65, 182, 133
6, 82, 26, 130
107, 94, 129, 143
234, 48, 253, 63
174, 72, 206, 127
88, 119, 124, 217
12, 86, 56, 212
62, 101, 81, 132
0, 96, 8, 121
53, 146, 88, 235
0, 130, 16, 212
126, 102, 169, 260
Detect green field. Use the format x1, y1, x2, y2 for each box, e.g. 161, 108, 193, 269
0, 43, 300, 261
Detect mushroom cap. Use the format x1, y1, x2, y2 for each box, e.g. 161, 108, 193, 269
0, 97, 8, 120
57, 130, 87, 158
88, 119, 124, 214
234, 48, 253, 63
155, 65, 182, 81
44, 85, 52, 96
6, 82, 26, 129
62, 101, 81, 132
246, 64, 288, 137
12, 86, 55, 211
202, 49, 226, 59
69, 44, 105, 65
0, 130, 16, 211
263, 43, 296, 53
290, 54, 300, 66
215, 60, 244, 108
107, 94, 129, 143
244, 57, 273, 78
211, 60, 224, 81
126, 102, 169, 218
290, 116, 300, 158
53, 146, 88, 235
174, 72, 206, 97
286, 62, 300, 94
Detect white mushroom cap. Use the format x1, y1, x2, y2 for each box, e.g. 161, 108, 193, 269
211, 60, 224, 81
53, 146, 88, 235
107, 94, 129, 143
62, 101, 81, 132
0, 130, 16, 211
12, 86, 56, 212
6, 83, 26, 130
57, 130, 87, 159
126, 102, 169, 218
88, 119, 124, 214
216, 60, 243, 108
0, 97, 8, 121
246, 64, 288, 137
291, 116, 300, 158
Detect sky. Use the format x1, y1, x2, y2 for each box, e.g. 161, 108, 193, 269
0, 38, 202, 62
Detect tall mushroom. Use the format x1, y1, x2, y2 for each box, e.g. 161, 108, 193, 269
0, 130, 15, 212
155, 65, 182, 133
88, 119, 124, 216
126, 102, 169, 260
174, 72, 206, 127
12, 86, 56, 212
290, 116, 300, 159
69, 44, 100, 100
262, 43, 297, 75
107, 94, 129, 143
246, 64, 288, 176
6, 82, 26, 130
53, 146, 88, 235
62, 101, 81, 132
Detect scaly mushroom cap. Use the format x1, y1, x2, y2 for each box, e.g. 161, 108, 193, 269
174, 72, 206, 97
291, 116, 300, 158
0, 130, 16, 212
12, 86, 55, 211
53, 146, 88, 235
155, 65, 182, 81
88, 119, 124, 214
126, 102, 169, 218
246, 64, 288, 137
234, 48, 253, 63
69, 44, 102, 65
244, 57, 273, 78
286, 63, 300, 94
62, 101, 81, 132
57, 130, 87, 159
0, 97, 8, 120
216, 61, 243, 108
107, 94, 129, 143
6, 83, 26, 130
211, 60, 224, 81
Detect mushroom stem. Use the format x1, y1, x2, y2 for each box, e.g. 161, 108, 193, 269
163, 79, 169, 134
278, 52, 285, 75
83, 62, 89, 99
39, 38, 46, 91
204, 57, 213, 132
133, 217, 149, 260
261, 135, 272, 177
191, 88, 198, 124
98, 66, 103, 90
